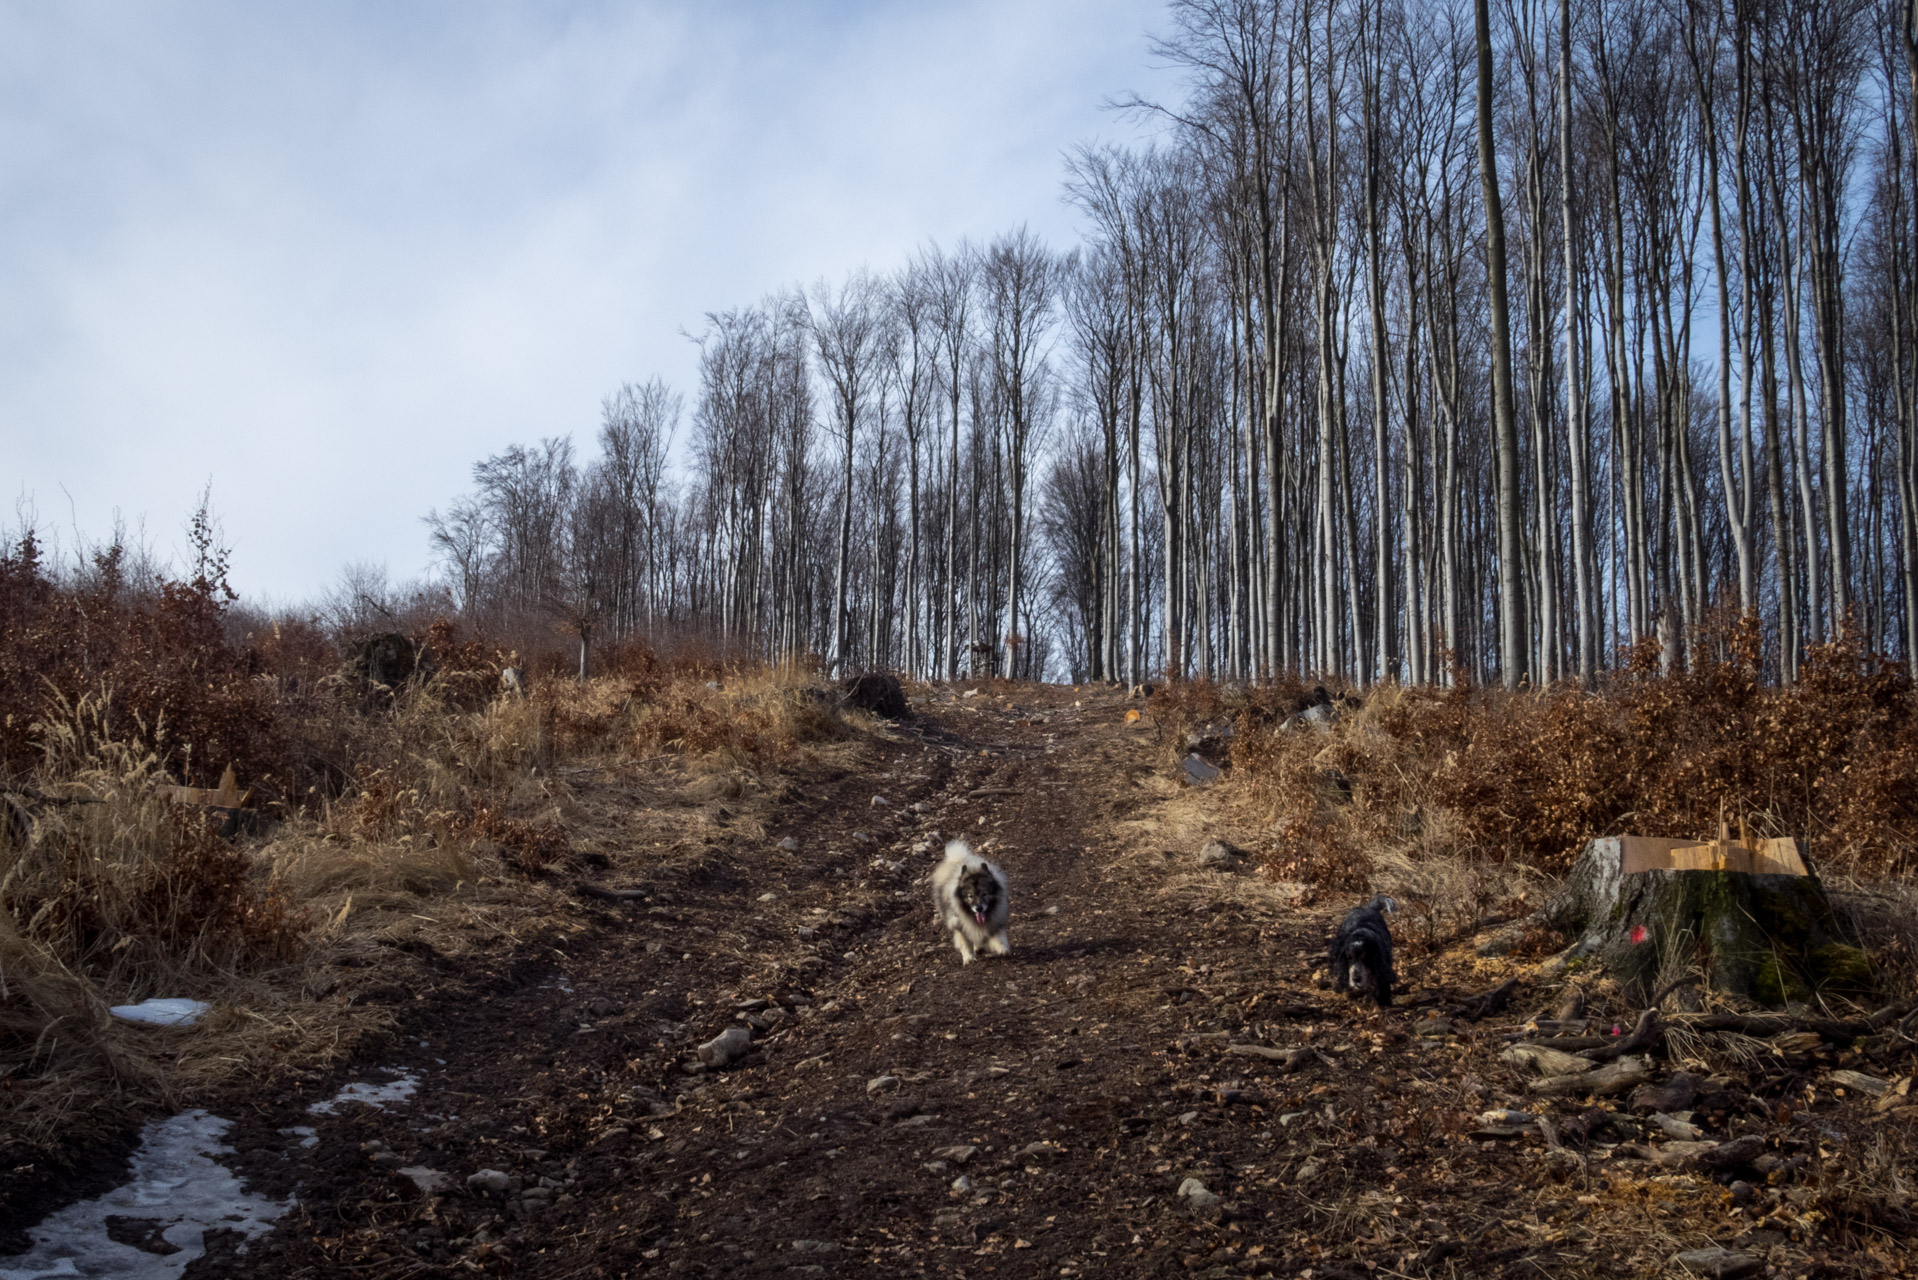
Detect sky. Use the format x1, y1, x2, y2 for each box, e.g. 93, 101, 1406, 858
1, 0, 1174, 603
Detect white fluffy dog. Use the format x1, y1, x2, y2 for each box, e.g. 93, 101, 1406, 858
930, 839, 1010, 964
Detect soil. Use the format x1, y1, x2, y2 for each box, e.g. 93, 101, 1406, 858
12, 687, 1918, 1278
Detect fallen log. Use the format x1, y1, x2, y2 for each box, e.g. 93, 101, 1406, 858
1527, 1055, 1653, 1097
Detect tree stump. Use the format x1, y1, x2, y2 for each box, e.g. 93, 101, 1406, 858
1543, 836, 1871, 1008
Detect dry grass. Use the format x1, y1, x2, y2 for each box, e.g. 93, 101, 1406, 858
0, 640, 855, 1188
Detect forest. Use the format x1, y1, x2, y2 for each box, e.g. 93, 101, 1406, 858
418, 0, 1918, 691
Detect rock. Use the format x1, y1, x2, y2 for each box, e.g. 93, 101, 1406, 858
1176, 1177, 1221, 1210
778, 837, 800, 852
587, 996, 621, 1017
1728, 1180, 1757, 1206
399, 1166, 452, 1194
1670, 1247, 1763, 1279
1294, 1158, 1323, 1184
1016, 1142, 1061, 1161
758, 891, 779, 902
1197, 840, 1243, 870
1501, 1044, 1592, 1077
797, 926, 817, 941
467, 1169, 511, 1195
843, 672, 908, 719
932, 1145, 978, 1165
950, 1175, 973, 1194
1183, 754, 1223, 785
867, 1075, 901, 1095
696, 1026, 753, 1068
870, 794, 889, 808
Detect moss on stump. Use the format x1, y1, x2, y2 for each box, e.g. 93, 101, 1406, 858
1546, 838, 1871, 1008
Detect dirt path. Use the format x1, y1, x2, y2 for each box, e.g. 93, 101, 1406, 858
15, 687, 1873, 1279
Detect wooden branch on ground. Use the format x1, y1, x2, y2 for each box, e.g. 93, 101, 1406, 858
1580, 1007, 1662, 1063
575, 882, 649, 902
1673, 1002, 1912, 1041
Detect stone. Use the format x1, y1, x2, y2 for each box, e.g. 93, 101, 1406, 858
697, 1026, 753, 1068
932, 1145, 978, 1165
466, 1169, 511, 1195
1176, 1177, 1221, 1210
1183, 754, 1223, 785
870, 794, 889, 807
1669, 1247, 1763, 1279
867, 1075, 901, 1095
399, 1166, 452, 1195
950, 1175, 973, 1194
1196, 840, 1242, 870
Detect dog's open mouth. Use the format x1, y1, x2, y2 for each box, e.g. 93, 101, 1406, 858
972, 910, 987, 925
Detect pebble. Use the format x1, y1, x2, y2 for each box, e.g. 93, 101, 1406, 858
950, 1175, 974, 1194
871, 795, 889, 807
778, 837, 800, 852
1176, 1177, 1221, 1210
1196, 840, 1242, 870
932, 1144, 978, 1164
798, 926, 817, 941
399, 1166, 452, 1194
467, 1169, 511, 1194
697, 1026, 753, 1068
1669, 1247, 1763, 1279
758, 892, 779, 902
867, 1075, 901, 1095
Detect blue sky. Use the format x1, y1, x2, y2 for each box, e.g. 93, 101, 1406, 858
2, 0, 1172, 602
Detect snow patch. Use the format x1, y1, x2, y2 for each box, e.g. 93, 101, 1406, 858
107, 999, 211, 1027
0, 1110, 289, 1280
306, 1070, 418, 1115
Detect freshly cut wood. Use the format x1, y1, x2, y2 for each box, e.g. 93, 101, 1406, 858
1541, 834, 1870, 1007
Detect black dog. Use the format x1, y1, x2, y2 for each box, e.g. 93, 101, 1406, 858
1331, 895, 1398, 1007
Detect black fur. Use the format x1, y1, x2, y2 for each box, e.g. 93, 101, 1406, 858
1330, 895, 1397, 1007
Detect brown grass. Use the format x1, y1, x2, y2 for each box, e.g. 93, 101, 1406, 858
0, 541, 857, 1185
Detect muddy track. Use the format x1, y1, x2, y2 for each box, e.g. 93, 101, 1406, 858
14, 688, 1873, 1279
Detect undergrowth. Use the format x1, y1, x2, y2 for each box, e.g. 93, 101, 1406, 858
0, 531, 853, 1187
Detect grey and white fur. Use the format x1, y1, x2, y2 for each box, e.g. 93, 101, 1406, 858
930, 839, 1010, 964
1331, 895, 1398, 1007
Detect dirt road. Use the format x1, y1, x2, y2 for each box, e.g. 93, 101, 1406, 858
14, 686, 1877, 1278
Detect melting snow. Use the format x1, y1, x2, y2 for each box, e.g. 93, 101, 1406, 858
0, 1111, 289, 1280
107, 999, 211, 1028
306, 1070, 418, 1115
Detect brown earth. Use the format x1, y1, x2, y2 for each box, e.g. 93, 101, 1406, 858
15, 686, 1918, 1278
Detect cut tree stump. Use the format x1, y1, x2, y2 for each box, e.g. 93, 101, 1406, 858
1542, 835, 1871, 1008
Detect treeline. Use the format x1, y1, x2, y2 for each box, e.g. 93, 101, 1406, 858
429, 0, 1918, 687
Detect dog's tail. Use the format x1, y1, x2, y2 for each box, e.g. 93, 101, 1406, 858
942, 838, 973, 863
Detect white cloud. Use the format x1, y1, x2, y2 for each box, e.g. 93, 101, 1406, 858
0, 0, 1172, 599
